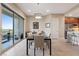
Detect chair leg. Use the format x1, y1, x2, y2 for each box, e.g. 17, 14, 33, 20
29, 41, 30, 48
43, 48, 44, 56
34, 48, 36, 56
34, 48, 44, 56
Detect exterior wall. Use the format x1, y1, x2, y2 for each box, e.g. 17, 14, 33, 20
29, 14, 64, 39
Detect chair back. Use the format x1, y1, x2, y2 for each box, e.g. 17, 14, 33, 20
34, 35, 44, 49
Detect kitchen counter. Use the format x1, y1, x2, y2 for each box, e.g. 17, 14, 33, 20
67, 31, 79, 45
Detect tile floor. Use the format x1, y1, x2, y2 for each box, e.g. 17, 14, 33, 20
51, 39, 79, 56
27, 38, 79, 56
28, 41, 50, 56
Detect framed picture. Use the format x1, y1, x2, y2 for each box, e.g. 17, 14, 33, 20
33, 22, 39, 29
45, 23, 50, 28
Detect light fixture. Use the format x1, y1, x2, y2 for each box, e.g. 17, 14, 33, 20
34, 13, 42, 19
28, 9, 31, 12
68, 14, 72, 17
37, 3, 40, 5
35, 16, 42, 19
46, 10, 50, 12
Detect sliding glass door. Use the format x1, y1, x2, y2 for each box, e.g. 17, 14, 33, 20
1, 4, 24, 51
2, 6, 13, 49
18, 16, 24, 40
14, 14, 24, 44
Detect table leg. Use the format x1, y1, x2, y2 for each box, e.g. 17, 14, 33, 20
27, 39, 28, 55
50, 39, 51, 56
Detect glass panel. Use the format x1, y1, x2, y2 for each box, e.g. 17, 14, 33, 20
14, 14, 20, 43
2, 7, 13, 50
19, 17, 24, 40
14, 14, 24, 44
1, 5, 24, 52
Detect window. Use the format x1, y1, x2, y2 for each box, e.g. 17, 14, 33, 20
14, 14, 24, 44
2, 6, 13, 50
1, 4, 24, 52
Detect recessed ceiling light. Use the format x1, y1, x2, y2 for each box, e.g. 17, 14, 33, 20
46, 10, 50, 12
28, 9, 31, 12
68, 14, 72, 16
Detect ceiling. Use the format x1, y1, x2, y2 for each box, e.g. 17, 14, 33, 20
16, 3, 78, 16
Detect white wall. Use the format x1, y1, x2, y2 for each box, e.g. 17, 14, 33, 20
29, 16, 45, 32
1, 39, 26, 56
59, 16, 65, 39
29, 14, 64, 39
65, 5, 79, 18
25, 17, 30, 32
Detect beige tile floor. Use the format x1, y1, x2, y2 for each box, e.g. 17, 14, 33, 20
51, 39, 79, 56
28, 41, 50, 56
27, 38, 79, 56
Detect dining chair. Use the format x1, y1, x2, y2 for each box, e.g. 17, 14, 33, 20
34, 35, 44, 56
45, 33, 51, 49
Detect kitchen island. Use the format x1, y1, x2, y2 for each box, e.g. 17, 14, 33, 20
67, 31, 79, 45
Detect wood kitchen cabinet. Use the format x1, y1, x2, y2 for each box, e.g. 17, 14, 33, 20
65, 17, 79, 24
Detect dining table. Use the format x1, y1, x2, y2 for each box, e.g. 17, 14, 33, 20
26, 36, 51, 56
